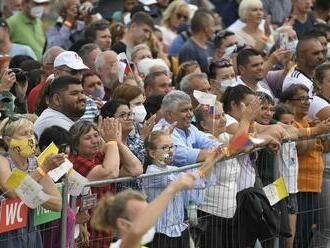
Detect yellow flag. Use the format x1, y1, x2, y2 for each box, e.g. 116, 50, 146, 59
37, 142, 58, 166
5, 168, 28, 190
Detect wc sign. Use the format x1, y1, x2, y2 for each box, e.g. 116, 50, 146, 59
0, 198, 28, 233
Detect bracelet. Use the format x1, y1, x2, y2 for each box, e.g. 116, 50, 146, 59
36, 167, 46, 177
306, 127, 311, 137
107, 141, 117, 145
64, 20, 73, 28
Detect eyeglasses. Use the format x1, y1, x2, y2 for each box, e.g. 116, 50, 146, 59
289, 97, 312, 103
176, 13, 189, 21
61, 68, 83, 75
115, 112, 135, 120
155, 145, 177, 152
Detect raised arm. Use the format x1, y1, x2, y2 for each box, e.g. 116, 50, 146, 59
121, 173, 197, 248
86, 118, 120, 180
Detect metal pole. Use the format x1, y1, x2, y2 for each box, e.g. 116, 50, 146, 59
60, 176, 68, 248
70, 196, 77, 248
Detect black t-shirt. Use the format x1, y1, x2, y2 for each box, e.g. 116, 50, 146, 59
293, 14, 316, 39
111, 41, 127, 55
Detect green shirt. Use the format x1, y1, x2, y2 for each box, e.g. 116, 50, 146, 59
7, 12, 45, 61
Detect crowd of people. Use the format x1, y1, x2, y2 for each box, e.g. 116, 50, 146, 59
0, 0, 329, 247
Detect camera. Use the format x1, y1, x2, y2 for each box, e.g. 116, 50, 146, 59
79, 3, 98, 16
10, 68, 28, 83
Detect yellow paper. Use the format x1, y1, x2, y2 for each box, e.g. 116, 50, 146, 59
5, 169, 27, 190
274, 177, 288, 200
37, 142, 58, 166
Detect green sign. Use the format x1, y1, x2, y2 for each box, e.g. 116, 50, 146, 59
32, 184, 63, 226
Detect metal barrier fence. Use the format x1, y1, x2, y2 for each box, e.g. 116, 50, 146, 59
1, 135, 330, 248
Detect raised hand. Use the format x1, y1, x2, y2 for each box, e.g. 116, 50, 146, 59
102, 117, 122, 142
140, 114, 157, 140
0, 69, 16, 92
42, 153, 66, 173
170, 172, 197, 192
241, 97, 261, 123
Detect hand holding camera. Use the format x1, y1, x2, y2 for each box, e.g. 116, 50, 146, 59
0, 69, 16, 92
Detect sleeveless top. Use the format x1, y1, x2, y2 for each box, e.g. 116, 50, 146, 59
0, 153, 43, 248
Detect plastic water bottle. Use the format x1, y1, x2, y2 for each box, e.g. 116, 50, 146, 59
186, 200, 198, 226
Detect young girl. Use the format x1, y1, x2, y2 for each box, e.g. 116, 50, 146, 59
143, 129, 219, 248
273, 104, 299, 248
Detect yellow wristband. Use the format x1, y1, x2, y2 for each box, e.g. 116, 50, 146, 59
37, 167, 46, 177
107, 141, 117, 145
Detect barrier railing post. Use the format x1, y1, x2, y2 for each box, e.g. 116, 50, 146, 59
60, 176, 68, 248
70, 196, 77, 248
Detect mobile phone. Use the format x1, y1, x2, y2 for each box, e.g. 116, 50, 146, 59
279, 33, 289, 49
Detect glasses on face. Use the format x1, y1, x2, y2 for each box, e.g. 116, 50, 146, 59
115, 112, 135, 120
176, 13, 189, 21
61, 68, 83, 76
155, 145, 177, 152
289, 97, 312, 104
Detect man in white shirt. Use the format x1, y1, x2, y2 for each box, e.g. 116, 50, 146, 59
282, 36, 325, 96
34, 75, 87, 138
236, 48, 273, 98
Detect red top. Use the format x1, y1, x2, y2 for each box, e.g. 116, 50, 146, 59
69, 152, 115, 248
27, 81, 44, 113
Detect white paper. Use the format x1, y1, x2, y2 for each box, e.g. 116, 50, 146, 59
15, 175, 50, 208
67, 170, 88, 196
193, 90, 217, 106
263, 184, 279, 206
48, 159, 73, 182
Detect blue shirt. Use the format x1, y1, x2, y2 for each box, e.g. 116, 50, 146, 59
143, 164, 214, 237
178, 38, 211, 73
153, 119, 221, 167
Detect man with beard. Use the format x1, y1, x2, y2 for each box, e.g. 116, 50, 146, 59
0, 18, 36, 59
282, 36, 325, 97
34, 75, 87, 139
236, 48, 274, 98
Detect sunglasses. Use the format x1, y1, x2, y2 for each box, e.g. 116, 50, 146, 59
176, 13, 189, 21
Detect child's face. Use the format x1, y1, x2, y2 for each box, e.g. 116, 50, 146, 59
149, 134, 175, 166
279, 113, 295, 126
255, 103, 275, 125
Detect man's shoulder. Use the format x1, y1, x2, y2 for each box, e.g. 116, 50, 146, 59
111, 41, 126, 53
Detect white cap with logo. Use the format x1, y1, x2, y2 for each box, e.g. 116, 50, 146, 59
54, 51, 89, 70
33, 0, 49, 3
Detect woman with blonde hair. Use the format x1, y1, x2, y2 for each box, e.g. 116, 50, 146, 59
235, 0, 274, 53
0, 115, 64, 248
92, 173, 197, 248
159, 0, 190, 51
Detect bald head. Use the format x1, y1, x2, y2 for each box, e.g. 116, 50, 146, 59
296, 37, 325, 70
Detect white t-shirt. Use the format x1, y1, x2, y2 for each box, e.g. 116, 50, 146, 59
225, 114, 238, 127
236, 76, 274, 98
307, 95, 330, 120
158, 26, 177, 48
279, 142, 299, 193
282, 69, 314, 97
227, 19, 265, 34
34, 108, 74, 139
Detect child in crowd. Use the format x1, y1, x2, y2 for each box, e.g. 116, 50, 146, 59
273, 104, 299, 248
142, 129, 219, 248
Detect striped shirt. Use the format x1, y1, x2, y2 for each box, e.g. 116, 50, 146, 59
143, 164, 215, 237
282, 68, 314, 97
80, 97, 98, 121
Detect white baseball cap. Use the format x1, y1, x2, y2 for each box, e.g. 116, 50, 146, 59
139, 0, 157, 5
33, 0, 49, 3
54, 51, 89, 70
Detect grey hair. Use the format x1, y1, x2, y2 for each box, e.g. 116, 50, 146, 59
161, 90, 191, 115
95, 50, 118, 74
69, 120, 99, 155
78, 43, 99, 61
42, 46, 65, 65
179, 72, 208, 94
238, 0, 263, 21
131, 44, 151, 61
